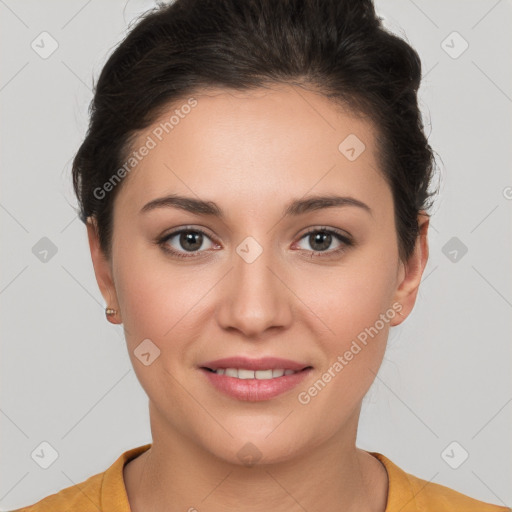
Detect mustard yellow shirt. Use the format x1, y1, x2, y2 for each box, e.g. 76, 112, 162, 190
11, 443, 510, 511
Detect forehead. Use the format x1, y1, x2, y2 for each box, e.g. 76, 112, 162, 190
115, 84, 390, 218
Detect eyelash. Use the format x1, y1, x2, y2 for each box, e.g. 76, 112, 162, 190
157, 226, 353, 260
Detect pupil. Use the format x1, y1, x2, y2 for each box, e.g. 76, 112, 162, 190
311, 232, 330, 251
181, 231, 202, 251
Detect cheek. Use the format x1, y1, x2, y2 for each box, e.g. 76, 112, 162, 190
293, 271, 395, 422
114, 258, 198, 403
294, 247, 398, 389
116, 274, 161, 340
113, 247, 215, 359
298, 248, 397, 339
113, 240, 177, 345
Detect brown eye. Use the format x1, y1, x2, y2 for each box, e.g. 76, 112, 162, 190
306, 231, 333, 251
177, 231, 204, 251
295, 228, 353, 258
159, 228, 217, 259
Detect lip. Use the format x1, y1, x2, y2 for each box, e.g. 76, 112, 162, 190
199, 356, 313, 402
200, 356, 311, 372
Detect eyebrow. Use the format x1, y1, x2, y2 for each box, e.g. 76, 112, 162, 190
140, 193, 373, 218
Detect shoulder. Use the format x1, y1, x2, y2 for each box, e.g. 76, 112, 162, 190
8, 471, 104, 511
406, 471, 510, 511
369, 452, 510, 512
9, 443, 151, 512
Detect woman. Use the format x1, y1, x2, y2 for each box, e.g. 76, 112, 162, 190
13, 0, 509, 511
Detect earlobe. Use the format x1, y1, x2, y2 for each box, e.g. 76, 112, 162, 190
391, 212, 430, 326
86, 217, 122, 324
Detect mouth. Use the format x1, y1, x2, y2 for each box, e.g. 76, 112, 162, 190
198, 356, 313, 401
201, 366, 312, 380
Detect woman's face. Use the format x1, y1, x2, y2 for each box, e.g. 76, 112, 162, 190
88, 84, 428, 465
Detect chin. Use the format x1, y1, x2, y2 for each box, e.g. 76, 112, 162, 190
199, 428, 311, 468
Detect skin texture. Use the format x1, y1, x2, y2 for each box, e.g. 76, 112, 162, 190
87, 83, 429, 512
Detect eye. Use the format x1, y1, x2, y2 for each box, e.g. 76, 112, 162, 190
294, 227, 353, 258
157, 226, 353, 260
158, 227, 218, 259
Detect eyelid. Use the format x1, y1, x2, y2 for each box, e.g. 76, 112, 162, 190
160, 224, 218, 242
297, 225, 352, 242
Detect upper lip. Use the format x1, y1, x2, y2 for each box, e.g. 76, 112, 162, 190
200, 356, 312, 372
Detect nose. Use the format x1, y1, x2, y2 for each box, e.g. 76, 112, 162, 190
216, 238, 293, 339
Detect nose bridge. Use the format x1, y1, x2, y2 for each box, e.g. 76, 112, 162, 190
218, 233, 291, 336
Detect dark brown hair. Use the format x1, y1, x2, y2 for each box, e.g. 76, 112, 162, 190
72, 0, 439, 264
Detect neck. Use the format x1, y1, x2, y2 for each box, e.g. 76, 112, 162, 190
124, 408, 388, 512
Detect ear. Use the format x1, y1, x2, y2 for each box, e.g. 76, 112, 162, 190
86, 217, 122, 324
390, 212, 430, 326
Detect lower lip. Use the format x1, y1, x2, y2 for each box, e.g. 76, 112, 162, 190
200, 368, 312, 401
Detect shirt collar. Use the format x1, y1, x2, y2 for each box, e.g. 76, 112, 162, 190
100, 444, 416, 512
369, 451, 418, 511
101, 443, 152, 511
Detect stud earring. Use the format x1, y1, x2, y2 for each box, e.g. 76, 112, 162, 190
105, 307, 117, 317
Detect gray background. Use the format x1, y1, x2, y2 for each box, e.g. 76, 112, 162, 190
1, 0, 511, 509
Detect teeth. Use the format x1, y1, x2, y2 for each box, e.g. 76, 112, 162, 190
256, 369, 273, 379
238, 369, 254, 379
225, 368, 238, 377
212, 368, 298, 379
